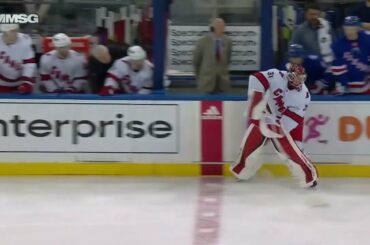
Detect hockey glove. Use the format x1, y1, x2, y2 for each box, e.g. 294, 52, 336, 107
17, 83, 33, 94
99, 86, 114, 96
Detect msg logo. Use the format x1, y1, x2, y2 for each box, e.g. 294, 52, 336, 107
0, 14, 39, 24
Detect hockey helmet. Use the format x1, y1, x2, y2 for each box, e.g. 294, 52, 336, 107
128, 46, 147, 61
343, 16, 360, 27
52, 33, 71, 48
288, 44, 305, 58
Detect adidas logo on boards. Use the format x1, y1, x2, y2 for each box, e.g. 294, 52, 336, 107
201, 106, 222, 119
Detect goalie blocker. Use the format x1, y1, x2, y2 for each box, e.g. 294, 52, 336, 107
230, 66, 318, 188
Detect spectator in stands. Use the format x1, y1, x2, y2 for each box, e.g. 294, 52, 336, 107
285, 43, 332, 94
291, 2, 334, 65
193, 18, 232, 94
99, 45, 154, 95
88, 36, 128, 93
331, 16, 370, 94
351, 0, 370, 31
39, 33, 88, 93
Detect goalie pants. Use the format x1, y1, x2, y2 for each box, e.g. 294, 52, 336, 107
230, 123, 318, 187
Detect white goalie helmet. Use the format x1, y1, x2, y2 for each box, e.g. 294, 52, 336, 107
52, 33, 71, 48
128, 45, 146, 60
287, 63, 307, 89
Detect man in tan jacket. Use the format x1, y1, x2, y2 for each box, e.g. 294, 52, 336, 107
193, 18, 232, 94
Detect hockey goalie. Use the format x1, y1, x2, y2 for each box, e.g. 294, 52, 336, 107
230, 64, 318, 188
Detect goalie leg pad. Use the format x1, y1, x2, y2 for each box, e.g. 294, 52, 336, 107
230, 123, 266, 180
272, 132, 318, 187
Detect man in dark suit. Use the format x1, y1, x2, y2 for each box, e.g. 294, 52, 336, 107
193, 18, 232, 94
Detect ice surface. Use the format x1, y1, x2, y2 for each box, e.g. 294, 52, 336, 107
0, 176, 369, 245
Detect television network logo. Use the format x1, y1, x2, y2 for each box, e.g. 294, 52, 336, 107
0, 14, 39, 24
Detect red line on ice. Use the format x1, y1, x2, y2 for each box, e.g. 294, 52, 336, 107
192, 177, 224, 245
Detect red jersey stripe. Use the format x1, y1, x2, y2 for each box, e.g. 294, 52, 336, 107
253, 72, 270, 91
40, 74, 51, 81
23, 58, 36, 64
283, 109, 303, 124
107, 73, 120, 82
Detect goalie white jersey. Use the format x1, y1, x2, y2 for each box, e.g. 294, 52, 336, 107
40, 50, 87, 92
0, 33, 36, 87
104, 57, 153, 94
283, 83, 310, 130
248, 69, 310, 131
